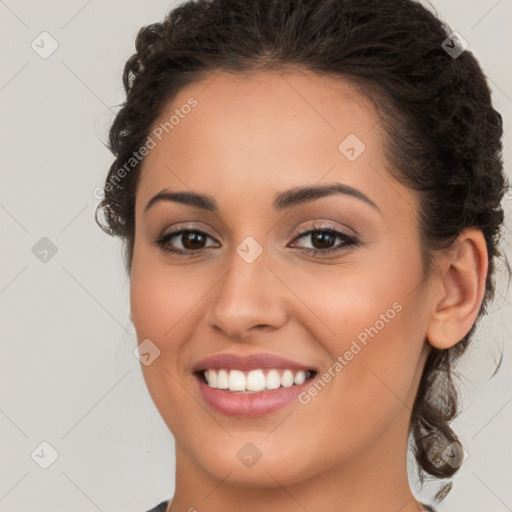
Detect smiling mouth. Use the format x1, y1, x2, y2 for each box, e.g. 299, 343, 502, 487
196, 368, 318, 393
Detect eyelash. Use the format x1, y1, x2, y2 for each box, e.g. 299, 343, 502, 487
155, 223, 360, 257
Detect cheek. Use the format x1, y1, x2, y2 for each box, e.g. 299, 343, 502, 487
286, 251, 427, 418
286, 257, 422, 353
129, 265, 200, 437
288, 280, 426, 471
130, 271, 176, 340
129, 254, 203, 343
129, 257, 186, 384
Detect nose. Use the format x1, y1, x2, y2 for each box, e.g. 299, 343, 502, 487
204, 249, 289, 341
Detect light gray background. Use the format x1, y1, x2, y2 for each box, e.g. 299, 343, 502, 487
0, 1, 511, 511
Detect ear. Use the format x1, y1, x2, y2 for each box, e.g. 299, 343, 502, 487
426, 228, 488, 350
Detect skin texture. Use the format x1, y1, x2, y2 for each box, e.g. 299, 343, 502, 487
129, 69, 488, 512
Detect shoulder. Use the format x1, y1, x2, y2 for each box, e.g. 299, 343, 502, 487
143, 500, 169, 512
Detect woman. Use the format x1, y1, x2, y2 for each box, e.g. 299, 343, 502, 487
96, 0, 508, 510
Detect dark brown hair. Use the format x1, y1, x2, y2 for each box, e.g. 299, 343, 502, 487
95, 0, 509, 500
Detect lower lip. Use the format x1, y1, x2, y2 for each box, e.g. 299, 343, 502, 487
195, 374, 312, 417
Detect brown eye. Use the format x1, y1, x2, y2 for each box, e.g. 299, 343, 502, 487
309, 231, 338, 250
180, 231, 208, 250
156, 229, 219, 255
290, 225, 360, 255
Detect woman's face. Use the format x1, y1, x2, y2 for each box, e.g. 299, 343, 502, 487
130, 70, 433, 486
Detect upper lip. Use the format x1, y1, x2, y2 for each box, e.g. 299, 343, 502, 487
192, 353, 317, 373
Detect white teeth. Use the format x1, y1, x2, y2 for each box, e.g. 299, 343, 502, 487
281, 369, 294, 387
247, 369, 266, 391
206, 369, 217, 388
203, 368, 312, 392
294, 370, 306, 385
217, 369, 229, 389
266, 369, 281, 390
228, 369, 246, 391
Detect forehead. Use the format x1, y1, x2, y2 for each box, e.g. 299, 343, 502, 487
135, 69, 402, 215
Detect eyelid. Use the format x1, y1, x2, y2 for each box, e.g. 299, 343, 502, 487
158, 222, 219, 240
294, 222, 355, 239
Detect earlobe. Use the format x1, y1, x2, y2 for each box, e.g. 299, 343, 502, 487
426, 228, 488, 350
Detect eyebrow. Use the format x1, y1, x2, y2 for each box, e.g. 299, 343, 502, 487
144, 183, 380, 213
